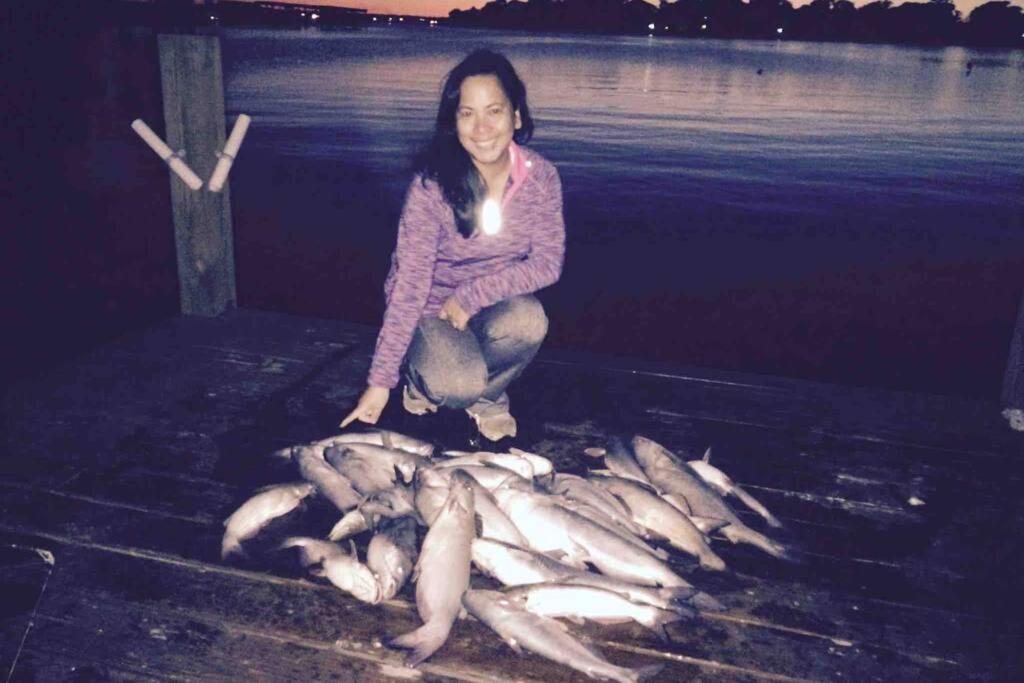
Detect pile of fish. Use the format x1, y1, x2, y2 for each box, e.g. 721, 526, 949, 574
221, 430, 790, 682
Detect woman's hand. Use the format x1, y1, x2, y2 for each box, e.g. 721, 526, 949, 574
439, 297, 470, 331
340, 386, 390, 428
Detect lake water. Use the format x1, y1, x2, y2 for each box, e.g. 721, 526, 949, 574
221, 26, 1024, 397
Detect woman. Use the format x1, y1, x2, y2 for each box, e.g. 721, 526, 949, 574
340, 49, 565, 441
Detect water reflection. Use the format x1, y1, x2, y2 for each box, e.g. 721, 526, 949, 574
222, 27, 1024, 396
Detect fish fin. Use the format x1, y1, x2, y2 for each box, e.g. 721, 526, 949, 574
665, 602, 698, 620
648, 624, 672, 643
269, 446, 294, 460
588, 468, 614, 476
347, 539, 359, 560
308, 566, 326, 578
504, 637, 524, 655
583, 447, 606, 458
634, 663, 665, 682
650, 545, 670, 560
658, 585, 697, 603
702, 447, 712, 463
380, 431, 394, 450
387, 621, 452, 667
544, 550, 588, 570
604, 490, 635, 515
690, 516, 730, 535
691, 592, 726, 612
661, 493, 692, 516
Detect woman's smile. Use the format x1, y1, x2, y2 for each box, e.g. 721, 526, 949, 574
456, 74, 521, 173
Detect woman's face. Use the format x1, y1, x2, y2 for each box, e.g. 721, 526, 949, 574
455, 74, 521, 174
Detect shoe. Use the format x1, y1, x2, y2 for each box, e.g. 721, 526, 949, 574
403, 383, 437, 416
466, 394, 517, 441
1003, 408, 1024, 432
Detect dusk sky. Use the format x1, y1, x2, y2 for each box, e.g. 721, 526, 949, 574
271, 0, 1015, 20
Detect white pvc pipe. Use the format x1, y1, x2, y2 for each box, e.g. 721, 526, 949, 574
207, 114, 251, 192
130, 119, 203, 191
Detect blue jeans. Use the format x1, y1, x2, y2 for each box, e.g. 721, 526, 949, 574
404, 295, 548, 410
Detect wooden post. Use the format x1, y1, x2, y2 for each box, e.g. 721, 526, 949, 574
158, 33, 236, 316
1002, 290, 1024, 415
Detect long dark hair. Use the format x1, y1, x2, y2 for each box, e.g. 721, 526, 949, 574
415, 49, 534, 238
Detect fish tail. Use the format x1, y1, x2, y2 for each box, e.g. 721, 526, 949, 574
386, 620, 452, 667
279, 537, 328, 568
691, 591, 726, 612
220, 536, 245, 560
733, 486, 784, 528
646, 608, 688, 642
632, 663, 665, 682
698, 550, 727, 572
659, 585, 697, 603
722, 523, 791, 560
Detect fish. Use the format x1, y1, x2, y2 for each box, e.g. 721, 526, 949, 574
470, 538, 710, 613
505, 583, 687, 641
368, 517, 418, 601
463, 476, 530, 548
320, 429, 435, 457
325, 445, 404, 495
463, 590, 663, 683
221, 482, 315, 559
413, 466, 455, 527
471, 537, 578, 586
359, 484, 419, 521
589, 474, 726, 571
632, 436, 790, 560
272, 430, 433, 460
293, 445, 363, 512
327, 441, 427, 484
688, 449, 783, 528
434, 451, 537, 480
602, 437, 653, 485
327, 508, 371, 542
447, 464, 532, 491
280, 537, 381, 604
508, 447, 554, 479
551, 473, 650, 538
493, 487, 692, 588
387, 471, 475, 666
553, 497, 671, 561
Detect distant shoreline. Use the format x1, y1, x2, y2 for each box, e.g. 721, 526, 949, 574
47, 0, 1024, 50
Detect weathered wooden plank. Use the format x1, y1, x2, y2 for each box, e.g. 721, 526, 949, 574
5, 310, 1023, 682
12, 311, 1015, 458
0, 543, 55, 682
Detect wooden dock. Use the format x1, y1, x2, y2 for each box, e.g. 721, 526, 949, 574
2, 309, 1022, 682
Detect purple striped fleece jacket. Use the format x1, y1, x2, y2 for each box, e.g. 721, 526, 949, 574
367, 144, 566, 389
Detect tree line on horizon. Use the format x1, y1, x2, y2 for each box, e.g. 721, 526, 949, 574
53, 0, 1024, 47
448, 0, 1024, 47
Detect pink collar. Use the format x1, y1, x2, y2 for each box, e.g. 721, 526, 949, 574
503, 141, 531, 209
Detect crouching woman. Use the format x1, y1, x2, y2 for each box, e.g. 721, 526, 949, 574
341, 49, 566, 441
